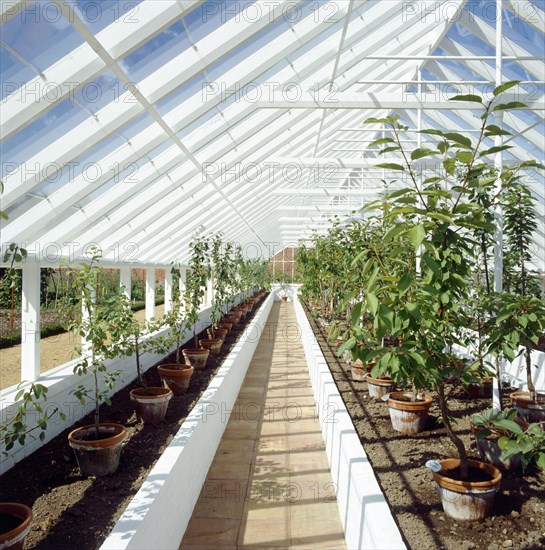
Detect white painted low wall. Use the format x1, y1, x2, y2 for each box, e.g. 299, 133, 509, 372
0, 304, 218, 474
101, 293, 274, 550
293, 296, 407, 550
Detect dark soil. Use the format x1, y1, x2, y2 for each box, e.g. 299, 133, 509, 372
304, 304, 545, 550
0, 294, 267, 550
441, 466, 494, 483
0, 512, 23, 534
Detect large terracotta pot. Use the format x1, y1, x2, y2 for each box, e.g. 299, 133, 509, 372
387, 392, 433, 434
68, 423, 126, 477
367, 376, 396, 399
129, 387, 173, 424
0, 503, 32, 550
509, 391, 545, 424
157, 364, 194, 394
182, 348, 209, 369
432, 458, 502, 522
199, 338, 222, 356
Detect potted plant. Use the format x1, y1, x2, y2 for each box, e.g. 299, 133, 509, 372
120, 308, 175, 424
206, 234, 229, 344
182, 235, 212, 367
471, 407, 526, 470
1, 382, 60, 549
358, 82, 540, 520
156, 297, 195, 396
65, 250, 133, 477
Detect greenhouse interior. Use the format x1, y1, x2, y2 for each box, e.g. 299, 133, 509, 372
0, 0, 544, 549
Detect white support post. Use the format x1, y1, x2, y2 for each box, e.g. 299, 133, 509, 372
21, 264, 40, 382
164, 268, 173, 314
120, 267, 131, 299
146, 268, 156, 321
207, 276, 213, 306
492, 0, 504, 412
81, 286, 95, 359
179, 269, 187, 313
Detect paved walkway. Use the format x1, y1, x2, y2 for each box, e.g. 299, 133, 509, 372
181, 301, 346, 549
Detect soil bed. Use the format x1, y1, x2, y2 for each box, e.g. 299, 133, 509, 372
303, 303, 545, 550
0, 295, 266, 550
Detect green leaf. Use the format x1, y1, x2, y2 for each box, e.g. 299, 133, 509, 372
379, 146, 402, 155
493, 102, 527, 111
492, 80, 521, 97
408, 224, 426, 249
484, 124, 512, 137
419, 129, 444, 136
397, 273, 412, 294
367, 293, 379, 316
411, 148, 437, 161
422, 254, 441, 278
338, 337, 356, 355
448, 94, 483, 103
456, 151, 474, 164
369, 137, 395, 148
375, 163, 405, 171
444, 133, 472, 148
479, 145, 513, 157
351, 302, 363, 327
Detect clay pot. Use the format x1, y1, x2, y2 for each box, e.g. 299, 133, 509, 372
129, 387, 173, 424
387, 392, 433, 434
351, 361, 367, 381
207, 327, 228, 341
216, 321, 233, 335
466, 377, 493, 398
432, 458, 502, 522
509, 391, 545, 424
182, 348, 209, 369
199, 338, 222, 356
68, 423, 126, 477
157, 364, 194, 395
0, 503, 32, 550
281, 295, 288, 302
224, 312, 241, 324
367, 376, 396, 399
473, 429, 522, 472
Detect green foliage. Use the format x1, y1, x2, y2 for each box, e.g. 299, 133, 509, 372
471, 407, 523, 440
64, 249, 135, 427
498, 422, 545, 472
1, 383, 65, 455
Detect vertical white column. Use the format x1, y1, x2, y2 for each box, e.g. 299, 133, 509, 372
179, 268, 187, 313
164, 269, 173, 314
146, 268, 156, 321
120, 267, 131, 299
21, 264, 40, 382
81, 285, 95, 358
207, 274, 214, 306
492, 0, 504, 412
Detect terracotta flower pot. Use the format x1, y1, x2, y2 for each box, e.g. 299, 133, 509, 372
351, 361, 367, 381
472, 428, 522, 472
216, 321, 233, 335
157, 364, 194, 395
432, 458, 502, 522
68, 423, 126, 477
207, 327, 228, 341
130, 387, 173, 424
182, 348, 209, 369
387, 392, 433, 434
509, 391, 545, 424
281, 295, 288, 302
199, 338, 222, 356
0, 503, 32, 550
224, 312, 241, 324
367, 376, 396, 399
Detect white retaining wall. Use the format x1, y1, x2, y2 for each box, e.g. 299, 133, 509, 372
101, 293, 274, 550
0, 304, 218, 474
293, 296, 407, 550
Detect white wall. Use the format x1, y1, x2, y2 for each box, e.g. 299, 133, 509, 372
292, 292, 407, 550
101, 293, 274, 550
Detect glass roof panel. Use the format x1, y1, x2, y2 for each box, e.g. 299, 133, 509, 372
72, 0, 145, 33
1, 0, 84, 73
0, 46, 34, 100
121, 21, 189, 82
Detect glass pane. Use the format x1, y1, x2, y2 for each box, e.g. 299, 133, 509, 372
72, 0, 145, 33
0, 47, 34, 100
